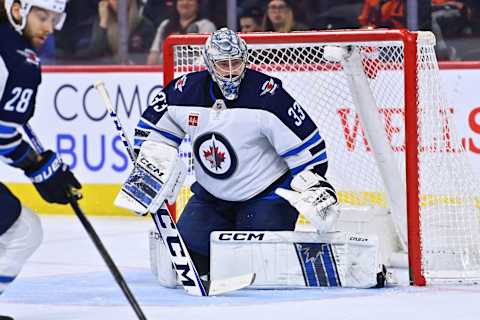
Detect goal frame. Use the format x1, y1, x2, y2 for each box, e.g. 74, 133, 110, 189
163, 29, 424, 285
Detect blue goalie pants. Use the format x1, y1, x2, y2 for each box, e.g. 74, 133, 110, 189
177, 181, 299, 275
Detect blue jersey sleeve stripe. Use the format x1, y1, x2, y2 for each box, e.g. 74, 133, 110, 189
0, 141, 22, 155
309, 140, 326, 156
0, 133, 22, 146
280, 131, 322, 158
158, 130, 183, 145
137, 119, 183, 145
133, 138, 145, 146
137, 119, 157, 130
8, 141, 34, 166
0, 123, 17, 135
290, 151, 328, 175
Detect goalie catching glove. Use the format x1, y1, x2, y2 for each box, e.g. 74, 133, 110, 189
114, 141, 186, 215
276, 170, 339, 233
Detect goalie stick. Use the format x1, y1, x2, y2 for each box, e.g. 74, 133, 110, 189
94, 81, 255, 296
23, 123, 147, 320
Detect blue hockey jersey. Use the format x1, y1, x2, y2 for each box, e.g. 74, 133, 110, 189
134, 69, 328, 201
0, 22, 41, 167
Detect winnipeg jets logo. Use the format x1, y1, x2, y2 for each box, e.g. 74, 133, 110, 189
17, 48, 40, 66
203, 136, 225, 171
193, 132, 237, 179
175, 75, 188, 92
260, 78, 277, 96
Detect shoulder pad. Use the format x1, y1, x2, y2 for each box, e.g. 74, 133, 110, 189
163, 71, 211, 107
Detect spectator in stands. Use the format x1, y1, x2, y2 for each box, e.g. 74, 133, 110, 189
141, 0, 174, 29
55, 0, 99, 63
263, 0, 309, 33
357, 0, 405, 29
313, 0, 363, 30
239, 6, 264, 32
146, 0, 216, 65
431, 0, 472, 60
72, 0, 155, 64
201, 0, 227, 30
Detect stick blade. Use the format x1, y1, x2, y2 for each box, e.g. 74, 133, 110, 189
207, 273, 256, 296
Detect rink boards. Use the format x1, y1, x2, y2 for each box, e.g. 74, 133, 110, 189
2, 65, 480, 216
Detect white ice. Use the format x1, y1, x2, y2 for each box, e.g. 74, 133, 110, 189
1, 215, 479, 320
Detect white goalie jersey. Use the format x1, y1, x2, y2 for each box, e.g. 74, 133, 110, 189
134, 69, 328, 201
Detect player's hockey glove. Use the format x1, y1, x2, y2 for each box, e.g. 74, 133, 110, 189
24, 150, 82, 204
276, 170, 339, 233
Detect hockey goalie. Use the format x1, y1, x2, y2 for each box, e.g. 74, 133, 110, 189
115, 28, 387, 290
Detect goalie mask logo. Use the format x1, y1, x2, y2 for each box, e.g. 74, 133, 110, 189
193, 132, 237, 179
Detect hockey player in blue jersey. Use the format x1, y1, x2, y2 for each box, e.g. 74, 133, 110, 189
0, 0, 81, 309
116, 28, 339, 285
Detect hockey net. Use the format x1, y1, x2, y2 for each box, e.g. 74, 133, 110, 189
163, 30, 480, 285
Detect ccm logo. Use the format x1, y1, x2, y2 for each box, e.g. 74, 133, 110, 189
349, 236, 368, 242
139, 157, 164, 178
218, 232, 265, 241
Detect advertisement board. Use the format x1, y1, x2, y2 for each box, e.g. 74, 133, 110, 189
3, 66, 480, 215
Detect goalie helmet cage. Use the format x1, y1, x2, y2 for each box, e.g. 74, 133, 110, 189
163, 29, 480, 286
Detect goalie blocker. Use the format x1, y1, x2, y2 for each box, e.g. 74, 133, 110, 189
150, 229, 387, 289
114, 141, 186, 214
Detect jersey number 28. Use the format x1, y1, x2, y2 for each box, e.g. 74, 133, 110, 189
4, 87, 33, 113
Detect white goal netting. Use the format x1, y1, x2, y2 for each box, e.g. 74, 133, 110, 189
167, 31, 480, 285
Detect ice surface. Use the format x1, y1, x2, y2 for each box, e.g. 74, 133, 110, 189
1, 215, 479, 320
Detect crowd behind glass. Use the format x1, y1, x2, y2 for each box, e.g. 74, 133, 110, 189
24, 0, 480, 64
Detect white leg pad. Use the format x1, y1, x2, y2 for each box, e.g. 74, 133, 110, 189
0, 207, 42, 293
149, 229, 177, 288
210, 231, 382, 288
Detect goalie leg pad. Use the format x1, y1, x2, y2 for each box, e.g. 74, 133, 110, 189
149, 229, 177, 288
115, 141, 186, 214
210, 231, 382, 288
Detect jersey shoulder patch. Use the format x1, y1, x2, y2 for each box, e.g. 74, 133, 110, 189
164, 71, 211, 107
259, 77, 279, 96
236, 69, 290, 112
237, 69, 316, 140
0, 24, 41, 69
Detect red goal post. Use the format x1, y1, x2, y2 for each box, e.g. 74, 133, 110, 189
162, 29, 480, 286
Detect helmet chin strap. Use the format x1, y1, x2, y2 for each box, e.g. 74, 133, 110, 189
5, 1, 66, 35
7, 3, 31, 34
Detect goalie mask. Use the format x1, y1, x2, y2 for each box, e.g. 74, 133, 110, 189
203, 28, 248, 100
4, 0, 67, 34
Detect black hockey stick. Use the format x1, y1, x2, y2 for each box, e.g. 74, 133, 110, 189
23, 123, 147, 320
